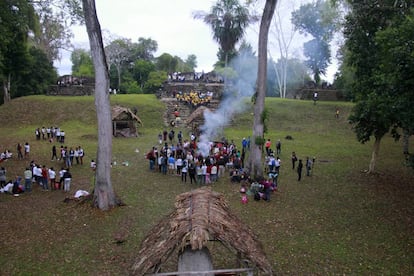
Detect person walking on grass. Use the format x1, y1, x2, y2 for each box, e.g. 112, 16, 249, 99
51, 145, 58, 161
297, 159, 303, 181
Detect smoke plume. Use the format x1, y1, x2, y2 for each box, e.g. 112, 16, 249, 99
197, 53, 258, 157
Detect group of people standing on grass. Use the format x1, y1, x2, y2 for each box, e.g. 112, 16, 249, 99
0, 127, 87, 196
291, 151, 315, 181
146, 131, 317, 200
147, 131, 244, 185
35, 126, 66, 143
0, 162, 73, 195
51, 145, 85, 168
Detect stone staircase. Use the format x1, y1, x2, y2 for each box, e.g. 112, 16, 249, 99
161, 97, 220, 128
160, 81, 224, 128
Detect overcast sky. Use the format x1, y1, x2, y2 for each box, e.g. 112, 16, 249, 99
54, 0, 338, 82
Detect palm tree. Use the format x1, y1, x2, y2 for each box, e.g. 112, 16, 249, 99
194, 0, 254, 68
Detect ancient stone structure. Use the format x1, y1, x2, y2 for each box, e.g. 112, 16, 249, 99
160, 81, 224, 129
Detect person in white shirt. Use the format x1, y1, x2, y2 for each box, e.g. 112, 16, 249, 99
210, 164, 218, 182
175, 156, 183, 175
48, 167, 56, 190
58, 167, 67, 189
24, 142, 30, 158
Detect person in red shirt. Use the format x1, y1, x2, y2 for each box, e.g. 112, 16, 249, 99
265, 139, 272, 156
41, 165, 49, 190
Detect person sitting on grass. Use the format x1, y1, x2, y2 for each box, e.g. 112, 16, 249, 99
1, 180, 14, 194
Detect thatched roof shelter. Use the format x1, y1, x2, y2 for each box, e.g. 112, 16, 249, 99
112, 105, 143, 137
186, 106, 210, 125
131, 187, 274, 275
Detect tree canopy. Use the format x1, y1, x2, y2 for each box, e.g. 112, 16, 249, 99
291, 0, 340, 84
345, 0, 414, 172
194, 0, 256, 67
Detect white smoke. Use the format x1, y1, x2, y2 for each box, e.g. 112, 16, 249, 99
197, 53, 258, 157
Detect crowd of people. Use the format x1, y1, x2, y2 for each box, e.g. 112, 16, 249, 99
1, 125, 315, 201
175, 90, 213, 109
0, 127, 87, 196
146, 133, 316, 203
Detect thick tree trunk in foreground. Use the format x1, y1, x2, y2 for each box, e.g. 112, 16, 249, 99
248, 0, 277, 178
82, 0, 117, 210
368, 136, 381, 174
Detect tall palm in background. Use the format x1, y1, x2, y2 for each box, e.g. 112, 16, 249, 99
194, 0, 254, 68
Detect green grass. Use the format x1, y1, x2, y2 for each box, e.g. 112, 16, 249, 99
0, 95, 413, 275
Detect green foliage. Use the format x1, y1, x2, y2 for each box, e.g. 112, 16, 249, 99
291, 0, 340, 83
31, 0, 79, 62
155, 53, 177, 72
185, 54, 197, 71
134, 37, 158, 61
0, 0, 58, 103
121, 80, 142, 94
144, 71, 167, 93
131, 59, 155, 88
345, 1, 414, 146
254, 135, 265, 146
154, 53, 197, 73
13, 46, 57, 97
194, 0, 255, 65
105, 36, 158, 91
71, 48, 94, 76
348, 93, 395, 143
374, 7, 414, 135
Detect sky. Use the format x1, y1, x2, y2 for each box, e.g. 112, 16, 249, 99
54, 0, 339, 82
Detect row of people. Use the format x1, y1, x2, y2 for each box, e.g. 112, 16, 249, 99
51, 145, 85, 167
0, 163, 73, 195
35, 127, 66, 143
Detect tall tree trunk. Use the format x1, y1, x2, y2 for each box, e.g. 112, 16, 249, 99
82, 0, 117, 210
3, 74, 11, 103
368, 136, 381, 173
402, 128, 410, 155
248, 0, 277, 178
117, 64, 121, 91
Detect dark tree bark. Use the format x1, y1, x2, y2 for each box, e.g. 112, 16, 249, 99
248, 0, 277, 178
82, 0, 117, 210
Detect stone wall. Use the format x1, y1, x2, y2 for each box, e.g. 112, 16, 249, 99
294, 88, 344, 101
48, 85, 94, 96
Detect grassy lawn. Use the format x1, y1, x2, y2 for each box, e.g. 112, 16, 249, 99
0, 95, 413, 275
